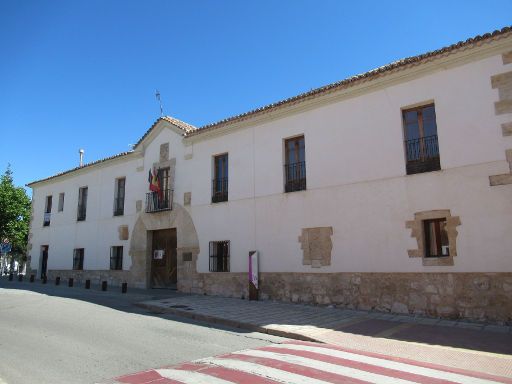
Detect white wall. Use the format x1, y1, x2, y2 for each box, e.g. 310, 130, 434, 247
30, 51, 512, 278
30, 156, 141, 272
184, 53, 512, 274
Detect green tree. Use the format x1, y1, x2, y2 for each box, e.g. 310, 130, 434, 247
0, 165, 31, 266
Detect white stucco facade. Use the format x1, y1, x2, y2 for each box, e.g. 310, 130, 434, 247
27, 29, 512, 321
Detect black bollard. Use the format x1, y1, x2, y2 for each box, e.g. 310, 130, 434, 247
101, 281, 107, 291
55, 276, 60, 285
8, 273, 13, 281
18, 274, 23, 282
68, 278, 74, 287
121, 282, 127, 293
42, 276, 47, 284
30, 274, 35, 283
85, 279, 90, 289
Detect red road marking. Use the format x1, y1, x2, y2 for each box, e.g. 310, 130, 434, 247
222, 352, 370, 384
172, 362, 277, 383
257, 346, 457, 384
284, 341, 512, 384
115, 369, 180, 384
175, 363, 279, 383
111, 341, 512, 384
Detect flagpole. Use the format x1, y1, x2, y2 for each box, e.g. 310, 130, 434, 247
155, 90, 163, 117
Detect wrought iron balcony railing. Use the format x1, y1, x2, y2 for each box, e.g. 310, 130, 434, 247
146, 189, 173, 213
212, 178, 228, 203
405, 135, 441, 175
284, 161, 306, 192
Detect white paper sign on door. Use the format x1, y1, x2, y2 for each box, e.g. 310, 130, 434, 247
153, 250, 165, 260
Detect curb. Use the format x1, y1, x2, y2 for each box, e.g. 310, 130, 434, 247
135, 302, 319, 342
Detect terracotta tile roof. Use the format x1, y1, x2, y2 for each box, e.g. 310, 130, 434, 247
134, 115, 197, 148
28, 116, 196, 187
186, 26, 512, 137
27, 151, 135, 186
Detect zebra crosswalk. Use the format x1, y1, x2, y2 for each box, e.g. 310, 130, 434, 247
112, 341, 512, 384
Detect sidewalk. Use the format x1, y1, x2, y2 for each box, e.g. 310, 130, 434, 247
137, 294, 512, 378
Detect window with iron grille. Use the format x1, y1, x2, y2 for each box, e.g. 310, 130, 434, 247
113, 177, 125, 216
146, 168, 173, 213
77, 187, 88, 221
110, 246, 123, 270
284, 136, 306, 192
403, 104, 440, 175
157, 168, 171, 209
209, 241, 230, 272
73, 248, 84, 270
424, 218, 450, 258
58, 193, 65, 212
212, 154, 228, 203
43, 195, 52, 226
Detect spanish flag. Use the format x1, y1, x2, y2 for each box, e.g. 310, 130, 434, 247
148, 168, 160, 193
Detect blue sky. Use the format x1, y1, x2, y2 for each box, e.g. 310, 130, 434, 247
0, 0, 511, 191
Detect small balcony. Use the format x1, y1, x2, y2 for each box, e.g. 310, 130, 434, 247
405, 135, 441, 175
284, 161, 306, 192
113, 197, 124, 216
146, 189, 173, 213
212, 178, 228, 203
43, 213, 51, 227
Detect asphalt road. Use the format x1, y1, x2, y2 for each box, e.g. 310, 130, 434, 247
0, 279, 286, 384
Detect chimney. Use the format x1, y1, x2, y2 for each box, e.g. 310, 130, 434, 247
79, 149, 84, 167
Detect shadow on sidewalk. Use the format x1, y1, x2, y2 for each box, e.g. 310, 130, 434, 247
321, 318, 512, 355
3, 277, 511, 356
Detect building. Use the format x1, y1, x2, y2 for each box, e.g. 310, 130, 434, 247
27, 27, 512, 322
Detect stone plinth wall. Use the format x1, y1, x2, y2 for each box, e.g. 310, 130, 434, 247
191, 272, 512, 324
202, 273, 248, 298
47, 270, 132, 287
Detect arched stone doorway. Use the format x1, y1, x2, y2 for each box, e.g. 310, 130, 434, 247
128, 202, 200, 290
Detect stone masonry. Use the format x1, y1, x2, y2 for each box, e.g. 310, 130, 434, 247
299, 227, 333, 268
489, 51, 512, 186
406, 210, 461, 266
47, 269, 132, 287
193, 272, 512, 324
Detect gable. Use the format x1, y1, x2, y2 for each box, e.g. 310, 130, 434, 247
134, 116, 196, 151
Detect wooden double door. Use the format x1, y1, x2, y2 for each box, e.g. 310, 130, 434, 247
150, 228, 177, 288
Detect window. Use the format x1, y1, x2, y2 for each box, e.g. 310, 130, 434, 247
113, 178, 125, 216
424, 218, 450, 258
58, 193, 65, 212
77, 187, 88, 221
40, 245, 49, 279
209, 240, 230, 272
110, 246, 123, 270
406, 210, 460, 267
73, 248, 84, 270
212, 154, 228, 203
403, 104, 440, 175
158, 168, 171, 209
284, 136, 306, 192
145, 168, 172, 213
43, 195, 52, 226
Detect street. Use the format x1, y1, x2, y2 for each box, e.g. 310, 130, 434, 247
1, 279, 511, 384
0, 281, 285, 384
